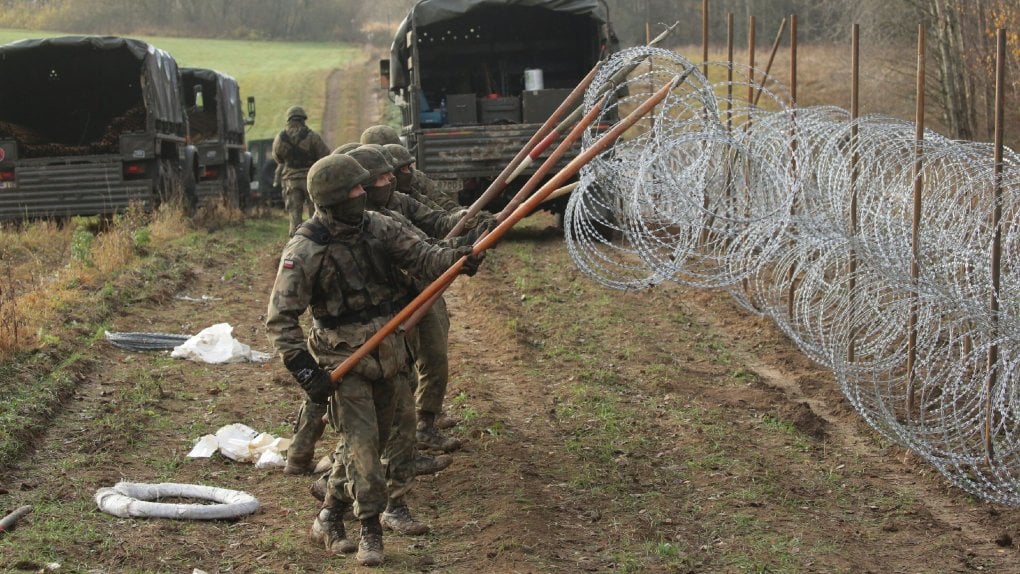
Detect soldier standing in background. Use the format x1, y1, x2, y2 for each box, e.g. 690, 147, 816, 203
265, 153, 484, 566
273, 105, 332, 236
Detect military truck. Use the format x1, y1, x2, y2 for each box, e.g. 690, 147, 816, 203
0, 36, 197, 220
181, 68, 256, 210
245, 138, 282, 208
383, 0, 618, 216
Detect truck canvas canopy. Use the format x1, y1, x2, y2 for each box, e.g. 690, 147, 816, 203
181, 68, 245, 142
0, 35, 186, 154
388, 0, 615, 94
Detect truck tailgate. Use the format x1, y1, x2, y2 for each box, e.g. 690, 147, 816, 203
419, 123, 580, 181
0, 157, 151, 219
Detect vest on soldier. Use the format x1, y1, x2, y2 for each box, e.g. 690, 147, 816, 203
296, 219, 412, 326
278, 125, 317, 169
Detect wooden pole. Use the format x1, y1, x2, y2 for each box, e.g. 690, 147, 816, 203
786, 14, 799, 319
985, 28, 1006, 464
702, 0, 709, 78
403, 93, 610, 331
848, 23, 860, 364
752, 17, 787, 107
329, 75, 684, 383
446, 62, 603, 238
906, 24, 925, 415
0, 505, 32, 535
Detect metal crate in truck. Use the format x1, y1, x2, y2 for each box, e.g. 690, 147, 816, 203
382, 0, 619, 219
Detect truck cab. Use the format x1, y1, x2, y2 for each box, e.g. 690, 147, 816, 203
383, 0, 618, 216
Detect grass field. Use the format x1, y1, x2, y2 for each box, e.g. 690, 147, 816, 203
0, 28, 363, 140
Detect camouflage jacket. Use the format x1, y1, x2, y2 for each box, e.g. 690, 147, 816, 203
384, 190, 463, 239
265, 211, 466, 380
411, 169, 462, 212
272, 120, 332, 183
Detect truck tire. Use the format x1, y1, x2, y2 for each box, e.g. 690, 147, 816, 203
237, 164, 251, 212
223, 164, 240, 210
157, 159, 182, 209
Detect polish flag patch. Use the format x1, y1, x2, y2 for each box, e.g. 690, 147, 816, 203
282, 258, 296, 269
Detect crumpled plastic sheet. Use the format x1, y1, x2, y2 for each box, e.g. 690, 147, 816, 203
170, 323, 272, 364
187, 423, 290, 468
94, 481, 259, 520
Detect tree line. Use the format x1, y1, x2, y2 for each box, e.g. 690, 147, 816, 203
0, 0, 1015, 142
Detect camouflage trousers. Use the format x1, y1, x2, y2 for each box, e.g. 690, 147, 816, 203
323, 368, 417, 519
289, 398, 327, 462
407, 295, 450, 416
283, 180, 314, 235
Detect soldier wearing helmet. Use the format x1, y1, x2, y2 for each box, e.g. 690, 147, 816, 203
265, 153, 484, 567
296, 144, 489, 487
360, 125, 462, 212
273, 105, 332, 235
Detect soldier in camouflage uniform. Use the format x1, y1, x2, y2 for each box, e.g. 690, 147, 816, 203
273, 106, 332, 236
360, 125, 463, 213
351, 145, 497, 453
266, 153, 483, 567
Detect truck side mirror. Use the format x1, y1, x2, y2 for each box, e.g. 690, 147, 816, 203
246, 96, 256, 126
379, 59, 390, 90
192, 85, 204, 112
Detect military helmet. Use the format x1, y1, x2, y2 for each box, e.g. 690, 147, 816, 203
332, 142, 361, 155
285, 105, 307, 121
362, 143, 397, 169
360, 125, 401, 146
384, 143, 415, 169
348, 145, 394, 180
307, 154, 371, 207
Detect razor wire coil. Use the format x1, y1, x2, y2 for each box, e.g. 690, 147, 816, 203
565, 46, 1020, 506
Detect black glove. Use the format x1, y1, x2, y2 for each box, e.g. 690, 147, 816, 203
460, 249, 486, 276
284, 351, 334, 405
462, 214, 496, 244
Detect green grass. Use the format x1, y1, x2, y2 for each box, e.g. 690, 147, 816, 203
0, 28, 361, 140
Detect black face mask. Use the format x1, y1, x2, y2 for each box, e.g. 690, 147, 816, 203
326, 193, 367, 225
395, 170, 413, 192
365, 181, 394, 208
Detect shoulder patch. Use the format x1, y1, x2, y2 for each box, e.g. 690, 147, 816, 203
282, 258, 296, 269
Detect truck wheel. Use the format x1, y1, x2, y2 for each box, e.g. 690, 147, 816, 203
156, 159, 177, 208
237, 164, 251, 212
222, 164, 240, 210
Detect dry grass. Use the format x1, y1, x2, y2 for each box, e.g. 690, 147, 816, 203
0, 201, 215, 360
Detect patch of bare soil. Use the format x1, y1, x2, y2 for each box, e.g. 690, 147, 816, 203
4, 58, 1020, 574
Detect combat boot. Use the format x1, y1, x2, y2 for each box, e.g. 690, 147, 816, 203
381, 499, 429, 535
414, 452, 453, 475
309, 473, 329, 502
416, 411, 462, 452
357, 515, 385, 567
435, 411, 458, 429
310, 506, 357, 555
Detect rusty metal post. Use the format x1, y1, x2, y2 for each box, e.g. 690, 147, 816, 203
747, 15, 756, 104
906, 24, 925, 415
752, 17, 787, 107
786, 14, 799, 319
702, 0, 709, 78
985, 28, 1006, 464
848, 23, 860, 364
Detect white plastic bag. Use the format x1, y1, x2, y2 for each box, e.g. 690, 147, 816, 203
187, 423, 289, 467
170, 323, 271, 364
